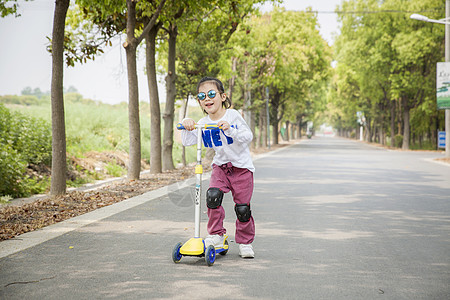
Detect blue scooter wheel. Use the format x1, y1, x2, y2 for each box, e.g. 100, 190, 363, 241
172, 242, 183, 263
205, 245, 216, 266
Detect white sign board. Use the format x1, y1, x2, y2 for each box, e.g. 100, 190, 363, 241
437, 62, 450, 110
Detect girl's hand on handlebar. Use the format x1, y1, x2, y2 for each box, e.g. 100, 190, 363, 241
217, 120, 230, 131
182, 118, 196, 131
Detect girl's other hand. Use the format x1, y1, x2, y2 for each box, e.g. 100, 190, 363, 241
182, 118, 196, 131
217, 120, 230, 131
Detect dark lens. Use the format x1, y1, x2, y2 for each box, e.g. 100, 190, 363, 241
207, 90, 216, 99
197, 92, 206, 100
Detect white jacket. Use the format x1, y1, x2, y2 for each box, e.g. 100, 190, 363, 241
181, 109, 255, 172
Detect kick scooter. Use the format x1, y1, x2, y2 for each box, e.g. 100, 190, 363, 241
172, 123, 229, 266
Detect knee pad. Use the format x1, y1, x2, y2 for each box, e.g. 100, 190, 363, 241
206, 188, 223, 209
235, 203, 251, 222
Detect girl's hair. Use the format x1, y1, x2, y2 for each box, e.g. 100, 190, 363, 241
197, 77, 232, 113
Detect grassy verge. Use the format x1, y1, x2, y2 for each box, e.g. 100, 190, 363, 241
1, 94, 203, 198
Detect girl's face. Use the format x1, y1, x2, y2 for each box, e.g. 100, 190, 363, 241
197, 81, 227, 120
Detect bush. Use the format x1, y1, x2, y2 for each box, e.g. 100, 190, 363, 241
0, 95, 40, 106
394, 134, 403, 148
0, 104, 52, 165
0, 144, 28, 197
0, 104, 52, 197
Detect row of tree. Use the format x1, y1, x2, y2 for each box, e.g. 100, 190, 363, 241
5, 0, 302, 195
3, 0, 445, 197
329, 0, 445, 149
220, 8, 331, 146
53, 0, 330, 196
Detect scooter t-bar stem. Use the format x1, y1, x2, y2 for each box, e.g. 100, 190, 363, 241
176, 122, 220, 238
194, 125, 202, 238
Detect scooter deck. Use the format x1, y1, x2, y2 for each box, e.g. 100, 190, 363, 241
179, 237, 204, 256
178, 235, 229, 256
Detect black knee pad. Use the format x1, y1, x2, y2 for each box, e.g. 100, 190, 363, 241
235, 203, 251, 222
206, 188, 223, 209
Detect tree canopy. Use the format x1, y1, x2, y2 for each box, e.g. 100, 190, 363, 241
331, 0, 444, 148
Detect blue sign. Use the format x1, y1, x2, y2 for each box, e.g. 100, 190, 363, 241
438, 131, 446, 149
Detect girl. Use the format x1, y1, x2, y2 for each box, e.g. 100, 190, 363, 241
181, 76, 255, 258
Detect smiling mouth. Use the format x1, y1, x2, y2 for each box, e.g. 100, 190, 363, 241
205, 102, 214, 107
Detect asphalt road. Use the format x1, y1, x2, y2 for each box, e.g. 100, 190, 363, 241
1, 137, 449, 299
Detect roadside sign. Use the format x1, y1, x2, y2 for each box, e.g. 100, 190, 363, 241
437, 63, 450, 109
438, 131, 446, 149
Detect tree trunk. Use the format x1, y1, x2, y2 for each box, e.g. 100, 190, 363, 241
257, 109, 263, 148
145, 24, 162, 174
390, 100, 395, 147
243, 60, 252, 130
379, 126, 384, 145
251, 107, 256, 149
181, 94, 189, 166
402, 97, 410, 150
397, 98, 403, 136
270, 89, 281, 145
271, 120, 278, 145
285, 121, 290, 141
162, 23, 177, 171
432, 115, 438, 149
125, 0, 141, 180
297, 115, 302, 139
50, 0, 70, 196
229, 57, 237, 102
262, 87, 268, 147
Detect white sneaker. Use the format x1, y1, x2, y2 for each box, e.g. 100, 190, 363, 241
239, 244, 254, 258
204, 235, 225, 248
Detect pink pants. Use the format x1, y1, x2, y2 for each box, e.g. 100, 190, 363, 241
207, 163, 255, 244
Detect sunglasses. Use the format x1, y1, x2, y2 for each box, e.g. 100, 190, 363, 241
197, 90, 217, 101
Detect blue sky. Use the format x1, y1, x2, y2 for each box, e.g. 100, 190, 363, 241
0, 0, 341, 104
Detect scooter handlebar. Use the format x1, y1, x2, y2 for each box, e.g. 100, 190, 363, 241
176, 123, 186, 130
176, 123, 221, 130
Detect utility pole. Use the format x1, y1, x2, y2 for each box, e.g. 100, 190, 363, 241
446, 0, 450, 157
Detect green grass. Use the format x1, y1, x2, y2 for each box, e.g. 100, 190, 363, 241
3, 94, 202, 168
0, 195, 13, 205
105, 162, 127, 177
410, 140, 436, 151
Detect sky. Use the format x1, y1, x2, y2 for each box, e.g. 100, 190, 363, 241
0, 0, 342, 105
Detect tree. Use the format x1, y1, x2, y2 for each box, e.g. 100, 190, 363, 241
71, 0, 166, 178
124, 0, 166, 179
333, 0, 444, 149
160, 3, 185, 171
123, 0, 142, 179
223, 8, 330, 145
50, 0, 70, 195
144, 22, 163, 174
158, 0, 274, 169
389, 0, 443, 149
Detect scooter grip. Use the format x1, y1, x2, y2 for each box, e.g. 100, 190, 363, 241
204, 124, 220, 129
176, 123, 185, 130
